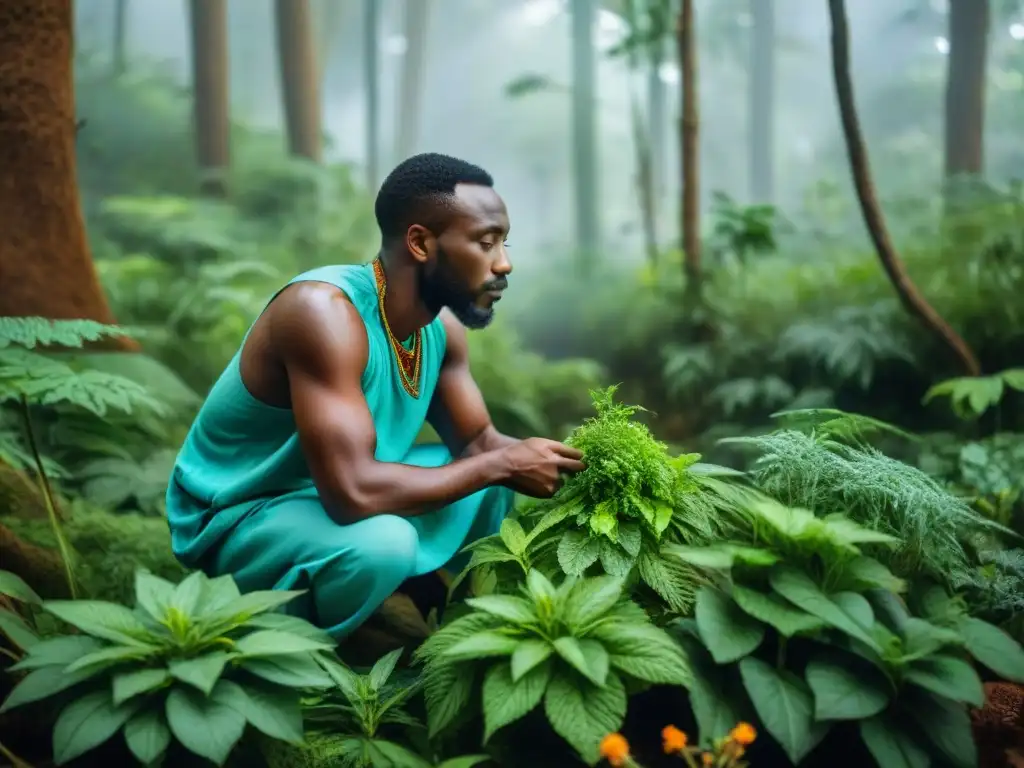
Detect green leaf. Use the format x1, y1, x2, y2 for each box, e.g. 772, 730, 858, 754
961, 617, 1024, 683
133, 570, 176, 621
424, 663, 475, 738
589, 503, 618, 539
525, 569, 557, 604
562, 575, 624, 629
739, 657, 828, 764
67, 643, 160, 674
695, 587, 765, 664
907, 690, 977, 768
10, 635, 105, 670
0, 569, 42, 603
124, 707, 171, 765
368, 648, 402, 691
366, 739, 432, 767
239, 653, 333, 689
465, 595, 537, 625
52, 690, 138, 764
676, 637, 743, 748
444, 631, 521, 661
0, 663, 98, 712
511, 638, 553, 682
769, 568, 876, 649
901, 618, 962, 660
213, 678, 304, 745
845, 557, 906, 593
544, 670, 627, 765
482, 658, 551, 741
667, 543, 779, 570
0, 607, 39, 650
598, 539, 634, 577
112, 668, 172, 705
169, 571, 206, 616
859, 716, 930, 768
592, 623, 691, 687
731, 585, 825, 637
200, 589, 305, 629
553, 636, 608, 686
436, 757, 489, 768
234, 629, 333, 657
805, 656, 889, 720
243, 612, 335, 646
831, 592, 874, 629
637, 549, 698, 613
500, 518, 528, 556
904, 655, 984, 707
166, 683, 247, 766
526, 502, 581, 544
168, 652, 230, 696
557, 531, 601, 576
42, 600, 154, 646
652, 503, 674, 536
196, 574, 243, 613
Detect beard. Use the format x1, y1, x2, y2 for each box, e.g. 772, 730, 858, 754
418, 248, 506, 330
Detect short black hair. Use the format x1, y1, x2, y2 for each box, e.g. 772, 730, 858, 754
374, 152, 494, 244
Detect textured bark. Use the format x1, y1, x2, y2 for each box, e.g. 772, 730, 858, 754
827, 0, 980, 376
188, 0, 230, 197
945, 0, 990, 178
972, 683, 1024, 768
0, 520, 71, 599
677, 0, 701, 287
0, 0, 134, 350
276, 0, 322, 162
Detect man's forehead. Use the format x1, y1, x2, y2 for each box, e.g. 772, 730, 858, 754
452, 182, 507, 221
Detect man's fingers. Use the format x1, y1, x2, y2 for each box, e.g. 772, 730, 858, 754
556, 457, 587, 474
552, 443, 584, 460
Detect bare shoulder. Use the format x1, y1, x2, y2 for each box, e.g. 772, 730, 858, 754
269, 281, 369, 376
438, 308, 468, 361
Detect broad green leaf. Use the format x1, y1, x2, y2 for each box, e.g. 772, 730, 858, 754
961, 617, 1024, 683
200, 589, 305, 629
907, 691, 977, 768
525, 569, 557, 604
731, 585, 825, 637
769, 568, 877, 649
592, 623, 691, 687
67, 643, 160, 675
169, 571, 207, 616
243, 612, 335, 646
905, 656, 984, 707
666, 543, 779, 570
213, 678, 304, 744
0, 663, 98, 712
239, 653, 333, 689
424, 664, 475, 738
617, 523, 642, 558
368, 648, 403, 691
482, 658, 551, 741
652, 503, 674, 536
367, 739, 432, 767
133, 570, 175, 621
500, 518, 528, 556
695, 587, 765, 663
436, 757, 489, 768
233, 629, 333, 657
675, 637, 743, 748
544, 670, 627, 765
739, 657, 828, 764
0, 607, 39, 650
562, 575, 624, 629
831, 592, 874, 629
844, 557, 906, 593
553, 636, 608, 686
53, 690, 139, 765
901, 618, 962, 660
589, 503, 618, 539
444, 631, 520, 661
112, 668, 171, 705
637, 549, 698, 613
511, 638, 553, 682
859, 715, 930, 768
10, 635, 105, 670
168, 652, 230, 695
124, 707, 171, 765
320, 657, 361, 701
42, 600, 154, 646
465, 595, 537, 625
557, 531, 601, 576
165, 683, 247, 766
0, 570, 42, 604
597, 539, 634, 577
526, 501, 581, 544
196, 574, 242, 613
805, 656, 889, 720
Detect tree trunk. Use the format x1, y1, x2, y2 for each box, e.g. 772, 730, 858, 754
677, 0, 701, 289
395, 0, 432, 163
0, 0, 135, 349
275, 0, 322, 162
827, 0, 980, 377
364, 0, 380, 190
945, 0, 989, 178
571, 0, 600, 274
647, 38, 667, 212
749, 0, 775, 203
188, 0, 230, 197
111, 0, 128, 77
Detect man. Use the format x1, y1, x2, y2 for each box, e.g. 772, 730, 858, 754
166, 152, 585, 640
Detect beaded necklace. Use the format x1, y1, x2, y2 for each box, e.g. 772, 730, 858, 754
372, 258, 422, 398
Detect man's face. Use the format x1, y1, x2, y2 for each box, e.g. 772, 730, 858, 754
416, 184, 512, 330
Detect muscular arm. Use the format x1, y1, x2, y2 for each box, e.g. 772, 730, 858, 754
273, 285, 514, 523
427, 311, 521, 460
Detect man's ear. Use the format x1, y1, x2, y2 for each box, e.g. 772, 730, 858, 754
406, 225, 434, 264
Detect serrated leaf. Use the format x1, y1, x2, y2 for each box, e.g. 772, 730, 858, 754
731, 585, 825, 637
557, 531, 601, 576
617, 523, 642, 557
695, 587, 765, 663
52, 690, 139, 765
368, 648, 403, 691
424, 664, 475, 738
165, 683, 247, 766
597, 539, 634, 577
511, 638, 554, 682
740, 657, 828, 764
592, 623, 691, 687
500, 518, 528, 556
553, 636, 608, 686
444, 631, 520, 661
544, 670, 627, 765
124, 707, 171, 765
562, 575, 624, 629
482, 658, 551, 741
465, 595, 537, 625
805, 656, 889, 720
637, 549, 698, 613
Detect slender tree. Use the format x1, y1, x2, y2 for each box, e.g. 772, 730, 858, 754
188, 0, 230, 196
945, 0, 990, 179
572, 0, 600, 273
827, 0, 980, 376
364, 0, 380, 189
395, 0, 432, 163
276, 0, 322, 162
749, 0, 775, 203
677, 0, 701, 289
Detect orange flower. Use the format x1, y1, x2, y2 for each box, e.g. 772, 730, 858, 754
729, 722, 757, 746
662, 725, 688, 754
599, 733, 631, 766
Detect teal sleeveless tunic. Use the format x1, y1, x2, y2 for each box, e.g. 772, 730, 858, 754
165, 263, 513, 639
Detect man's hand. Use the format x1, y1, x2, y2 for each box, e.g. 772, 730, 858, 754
498, 438, 586, 498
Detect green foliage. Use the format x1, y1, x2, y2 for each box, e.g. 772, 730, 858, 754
668, 496, 1024, 766
1, 569, 337, 766
415, 570, 690, 765
924, 367, 1024, 420
0, 568, 45, 652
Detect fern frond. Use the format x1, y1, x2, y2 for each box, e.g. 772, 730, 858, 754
77, 449, 176, 515
770, 407, 919, 445
0, 317, 133, 349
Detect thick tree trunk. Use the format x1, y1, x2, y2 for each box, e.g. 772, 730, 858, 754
945, 0, 989, 178
0, 0, 134, 350
677, 0, 700, 289
275, 0, 322, 162
827, 0, 980, 377
188, 0, 230, 197
749, 0, 775, 203
395, 0, 431, 163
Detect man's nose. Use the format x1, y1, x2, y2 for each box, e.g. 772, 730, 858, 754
493, 246, 513, 275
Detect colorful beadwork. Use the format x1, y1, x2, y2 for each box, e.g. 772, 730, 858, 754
373, 258, 422, 398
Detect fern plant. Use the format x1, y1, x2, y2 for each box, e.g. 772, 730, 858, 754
923, 366, 1024, 419
667, 497, 1024, 767
451, 387, 741, 614
415, 569, 691, 765
1, 569, 338, 766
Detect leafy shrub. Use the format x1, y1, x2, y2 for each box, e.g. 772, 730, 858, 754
1, 569, 337, 766
415, 569, 690, 765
